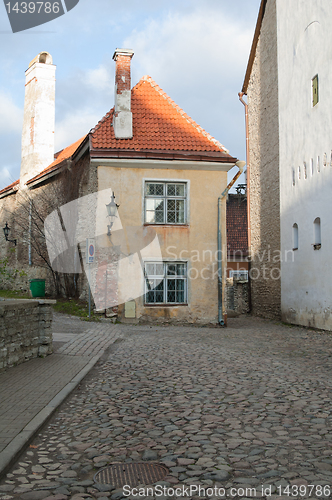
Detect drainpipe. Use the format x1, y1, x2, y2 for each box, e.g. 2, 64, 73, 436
218, 160, 246, 326
239, 91, 251, 312
29, 199, 32, 266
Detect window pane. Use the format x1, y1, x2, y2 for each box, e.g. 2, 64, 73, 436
167, 184, 185, 197
146, 183, 164, 196
146, 291, 154, 303
167, 184, 176, 196
155, 263, 164, 276
146, 199, 156, 210
167, 290, 176, 302
176, 184, 185, 196
177, 263, 186, 276
145, 199, 164, 224
145, 264, 155, 276
166, 264, 177, 276
146, 211, 155, 223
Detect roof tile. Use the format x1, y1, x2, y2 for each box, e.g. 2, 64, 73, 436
91, 76, 231, 155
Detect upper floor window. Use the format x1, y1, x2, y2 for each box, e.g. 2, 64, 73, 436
312, 74, 319, 107
145, 181, 187, 224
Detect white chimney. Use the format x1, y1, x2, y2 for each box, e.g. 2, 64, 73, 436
112, 48, 134, 139
20, 51, 56, 187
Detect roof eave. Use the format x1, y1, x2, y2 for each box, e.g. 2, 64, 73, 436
90, 148, 237, 164
0, 186, 18, 199
242, 0, 267, 94
26, 164, 64, 188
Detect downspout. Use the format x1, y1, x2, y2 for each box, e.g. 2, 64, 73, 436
218, 160, 246, 326
239, 92, 251, 312
29, 199, 32, 266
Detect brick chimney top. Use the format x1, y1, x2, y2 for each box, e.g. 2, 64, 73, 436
112, 48, 134, 139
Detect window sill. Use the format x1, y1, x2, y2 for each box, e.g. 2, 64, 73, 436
293, 247, 298, 251
144, 303, 188, 307
144, 223, 189, 227
313, 244, 321, 250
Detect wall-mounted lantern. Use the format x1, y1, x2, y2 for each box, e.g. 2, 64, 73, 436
106, 193, 119, 236
3, 222, 16, 246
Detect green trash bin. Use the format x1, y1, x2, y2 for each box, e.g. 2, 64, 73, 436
30, 279, 46, 298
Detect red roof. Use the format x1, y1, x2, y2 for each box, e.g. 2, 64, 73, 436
26, 135, 87, 185
91, 76, 235, 162
0, 179, 19, 197
227, 194, 248, 259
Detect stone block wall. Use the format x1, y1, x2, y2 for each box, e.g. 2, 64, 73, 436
226, 278, 249, 315
0, 299, 54, 371
247, 0, 281, 319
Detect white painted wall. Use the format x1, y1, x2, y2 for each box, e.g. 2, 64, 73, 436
20, 53, 56, 187
277, 0, 332, 329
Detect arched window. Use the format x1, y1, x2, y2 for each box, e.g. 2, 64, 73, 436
313, 217, 321, 249
293, 223, 298, 250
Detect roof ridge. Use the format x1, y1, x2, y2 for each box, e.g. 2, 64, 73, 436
90, 109, 114, 134
139, 75, 229, 153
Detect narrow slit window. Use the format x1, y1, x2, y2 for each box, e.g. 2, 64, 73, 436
323, 153, 327, 167
292, 168, 295, 186
293, 223, 298, 250
312, 74, 319, 107
313, 217, 321, 249
310, 158, 314, 175
317, 156, 320, 173
303, 161, 307, 179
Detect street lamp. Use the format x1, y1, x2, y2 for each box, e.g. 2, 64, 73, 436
106, 193, 119, 236
3, 222, 16, 246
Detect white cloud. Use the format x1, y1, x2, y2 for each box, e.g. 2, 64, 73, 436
122, 6, 253, 160
85, 64, 113, 92
55, 110, 101, 151
124, 8, 252, 87
0, 90, 23, 134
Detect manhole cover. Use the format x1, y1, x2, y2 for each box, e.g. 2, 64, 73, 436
94, 462, 169, 488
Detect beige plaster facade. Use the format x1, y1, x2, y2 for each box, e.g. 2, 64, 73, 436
96, 161, 229, 324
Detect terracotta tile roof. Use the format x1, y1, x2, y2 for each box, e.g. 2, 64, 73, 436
91, 76, 234, 161
0, 179, 19, 197
26, 135, 87, 185
227, 194, 248, 259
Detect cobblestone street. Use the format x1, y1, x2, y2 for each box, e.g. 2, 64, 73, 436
1, 317, 332, 500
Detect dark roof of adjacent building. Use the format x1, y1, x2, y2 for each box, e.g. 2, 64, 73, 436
227, 193, 248, 259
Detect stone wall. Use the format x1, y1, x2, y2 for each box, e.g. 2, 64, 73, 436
247, 0, 281, 320
0, 299, 54, 371
226, 278, 249, 315
0, 151, 93, 300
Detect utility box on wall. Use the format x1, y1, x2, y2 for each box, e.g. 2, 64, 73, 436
125, 300, 136, 318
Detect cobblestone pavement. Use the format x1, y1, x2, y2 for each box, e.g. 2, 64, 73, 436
0, 315, 121, 457
1, 317, 332, 500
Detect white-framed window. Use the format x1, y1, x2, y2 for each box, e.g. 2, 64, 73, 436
144, 262, 187, 304
229, 270, 248, 281
144, 181, 187, 224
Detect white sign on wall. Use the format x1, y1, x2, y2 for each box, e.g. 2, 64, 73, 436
86, 238, 95, 264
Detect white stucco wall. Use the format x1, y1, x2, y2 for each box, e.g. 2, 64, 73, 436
277, 0, 332, 329
20, 57, 56, 186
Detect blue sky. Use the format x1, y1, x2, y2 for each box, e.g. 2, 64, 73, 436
0, 0, 261, 190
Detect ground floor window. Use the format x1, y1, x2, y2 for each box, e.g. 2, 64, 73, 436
144, 262, 187, 304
